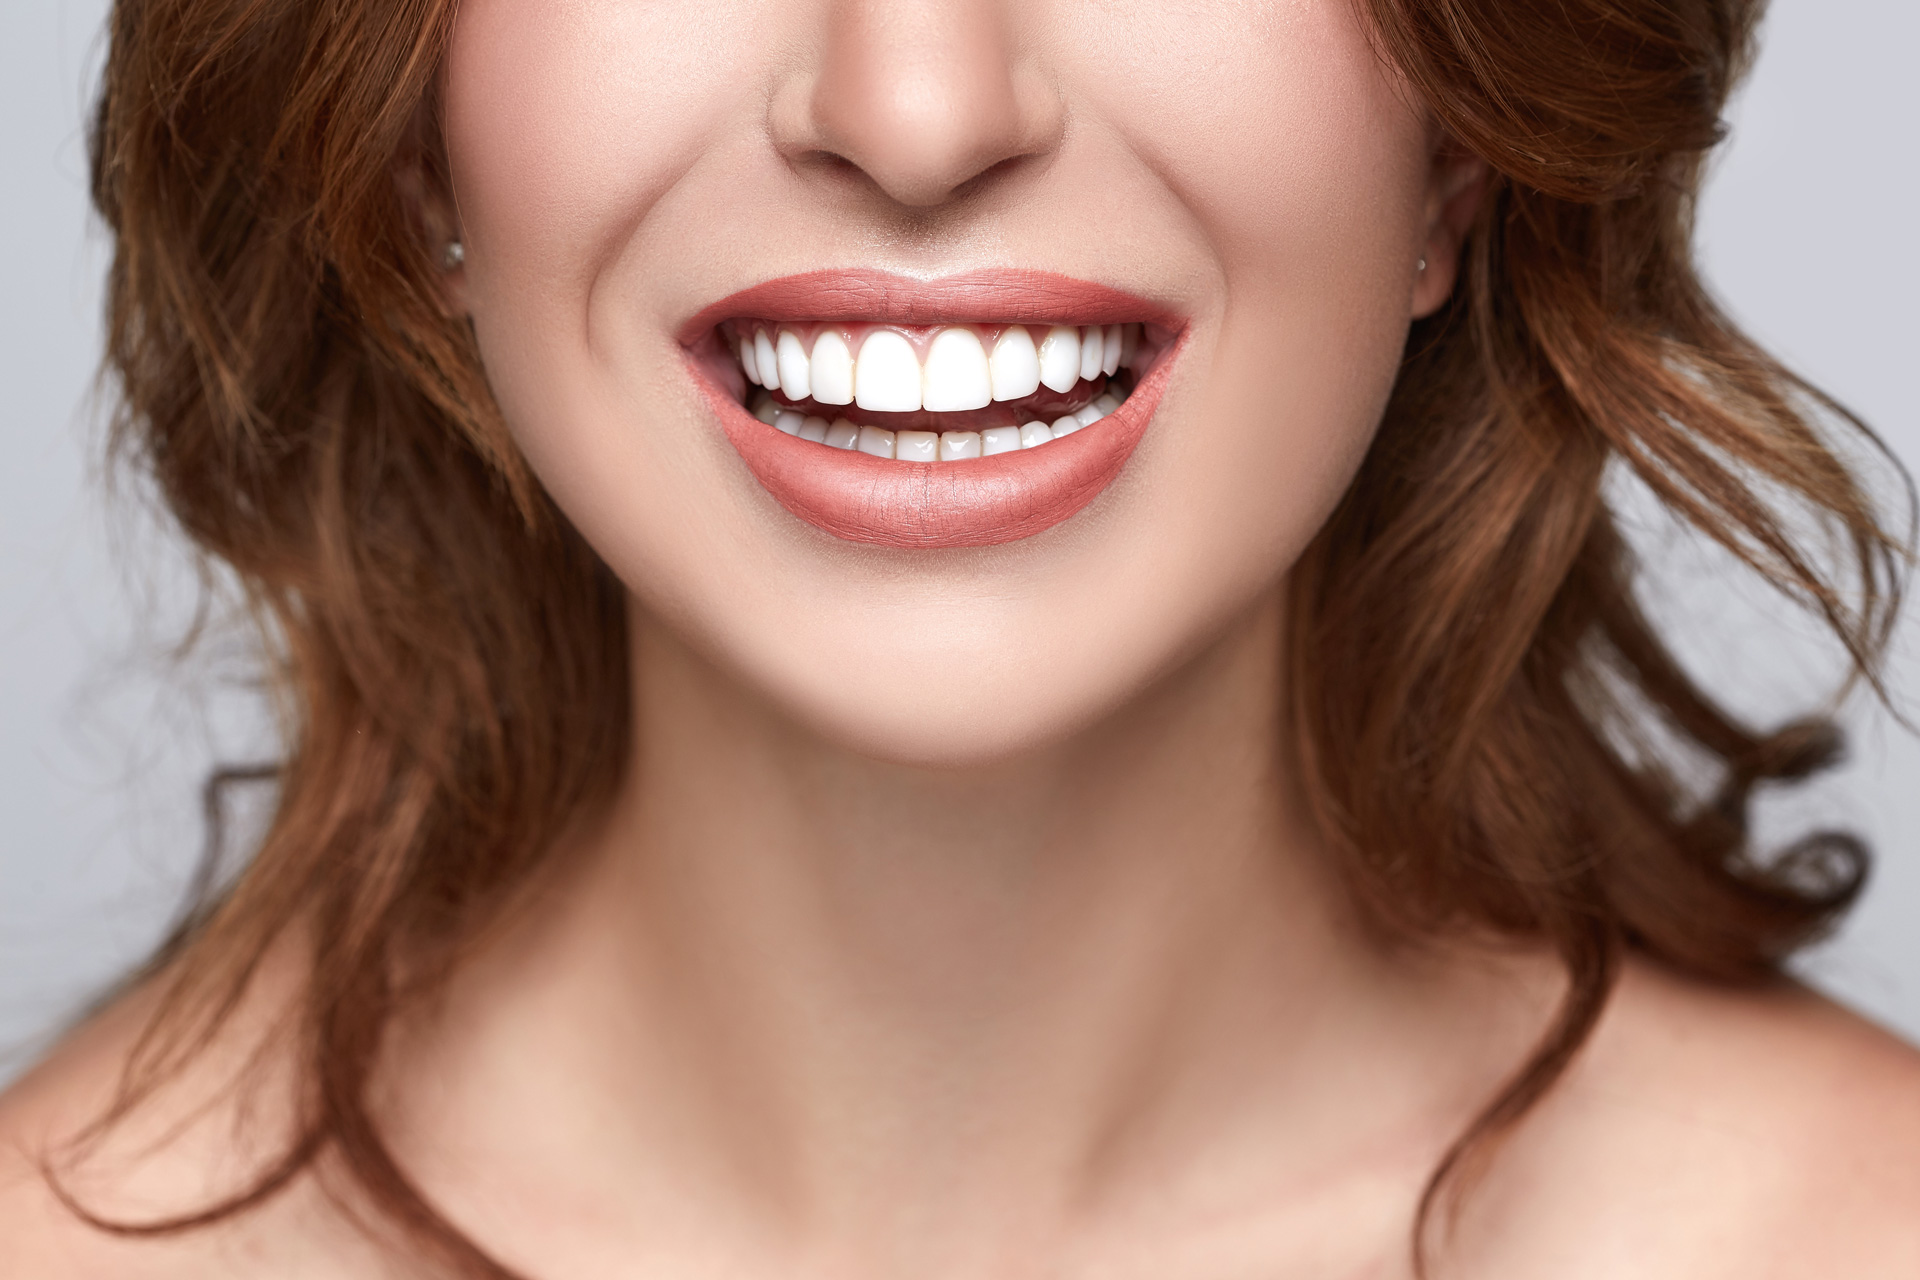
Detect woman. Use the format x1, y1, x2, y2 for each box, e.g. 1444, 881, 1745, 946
2, 0, 1917, 1275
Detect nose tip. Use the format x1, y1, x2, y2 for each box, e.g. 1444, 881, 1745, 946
779, 0, 1062, 209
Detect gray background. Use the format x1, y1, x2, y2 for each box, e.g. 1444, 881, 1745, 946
3, 0, 1916, 1084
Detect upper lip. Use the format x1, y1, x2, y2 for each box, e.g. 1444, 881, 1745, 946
676, 268, 1185, 344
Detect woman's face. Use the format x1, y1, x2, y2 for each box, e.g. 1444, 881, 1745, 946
442, 0, 1466, 765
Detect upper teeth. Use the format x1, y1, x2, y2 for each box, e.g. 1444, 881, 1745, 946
734, 322, 1143, 413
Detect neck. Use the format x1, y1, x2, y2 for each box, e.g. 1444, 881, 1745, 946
392, 590, 1531, 1268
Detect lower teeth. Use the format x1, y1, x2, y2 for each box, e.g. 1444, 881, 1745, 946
748, 387, 1129, 461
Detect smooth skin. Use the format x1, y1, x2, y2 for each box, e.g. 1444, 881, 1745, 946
5, 0, 1919, 1276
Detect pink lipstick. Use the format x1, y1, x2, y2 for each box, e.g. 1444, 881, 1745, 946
683, 270, 1184, 549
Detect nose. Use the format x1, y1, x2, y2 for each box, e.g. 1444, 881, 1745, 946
776, 0, 1063, 209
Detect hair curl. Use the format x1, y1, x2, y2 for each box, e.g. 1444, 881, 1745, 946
65, 0, 1907, 1274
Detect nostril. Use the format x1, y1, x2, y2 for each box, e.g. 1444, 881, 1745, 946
952, 153, 1028, 199
795, 150, 865, 180
798, 147, 1030, 207
775, 1, 1064, 211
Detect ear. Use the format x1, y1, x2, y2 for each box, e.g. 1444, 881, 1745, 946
1410, 136, 1490, 320
393, 105, 470, 316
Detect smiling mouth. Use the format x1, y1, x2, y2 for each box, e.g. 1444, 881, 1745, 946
681, 269, 1184, 548
722, 320, 1160, 461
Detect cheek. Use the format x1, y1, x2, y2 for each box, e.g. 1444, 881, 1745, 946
441, 0, 775, 624
444, 0, 734, 281
1078, 1, 1429, 619
442, 0, 756, 476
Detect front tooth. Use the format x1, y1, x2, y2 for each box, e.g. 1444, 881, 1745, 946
776, 330, 812, 402
773, 410, 805, 436
1078, 326, 1103, 382
738, 333, 762, 386
810, 331, 855, 405
796, 417, 829, 443
939, 431, 982, 460
857, 425, 896, 458
855, 330, 922, 411
1037, 326, 1081, 394
894, 430, 938, 462
989, 327, 1041, 401
1101, 325, 1122, 376
753, 330, 779, 394
1050, 413, 1084, 438
823, 418, 858, 449
922, 328, 992, 411
980, 425, 1022, 456
1019, 420, 1054, 448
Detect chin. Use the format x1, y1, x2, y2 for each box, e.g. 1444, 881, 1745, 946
658, 589, 1155, 769
767, 657, 1130, 770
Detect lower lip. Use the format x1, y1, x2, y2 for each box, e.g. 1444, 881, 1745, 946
690, 335, 1182, 549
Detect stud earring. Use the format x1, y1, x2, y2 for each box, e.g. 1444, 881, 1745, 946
441, 240, 465, 270
1417, 256, 1428, 272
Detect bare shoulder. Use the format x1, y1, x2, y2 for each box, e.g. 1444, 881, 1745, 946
0, 988, 394, 1280
0, 992, 171, 1278
1457, 955, 1920, 1279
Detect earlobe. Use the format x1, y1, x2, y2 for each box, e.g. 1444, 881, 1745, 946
435, 236, 471, 310
1410, 146, 1491, 320
393, 146, 471, 316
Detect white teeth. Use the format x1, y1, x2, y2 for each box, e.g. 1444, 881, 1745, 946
738, 321, 1148, 462
894, 430, 938, 463
939, 431, 982, 461
809, 330, 854, 405
989, 326, 1041, 402
776, 330, 811, 402
980, 425, 1023, 456
737, 323, 1147, 394
922, 328, 992, 412
855, 330, 922, 412
1078, 326, 1103, 383
753, 331, 779, 394
736, 322, 1147, 400
1037, 326, 1082, 394
758, 395, 1120, 459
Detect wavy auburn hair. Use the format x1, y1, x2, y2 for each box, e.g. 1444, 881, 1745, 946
71, 0, 1906, 1273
